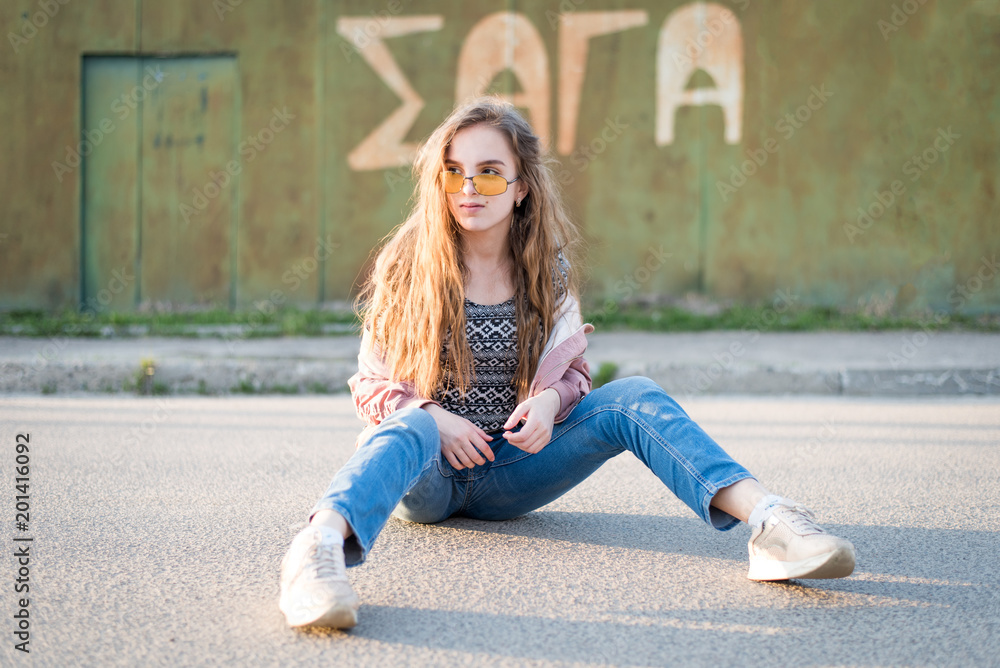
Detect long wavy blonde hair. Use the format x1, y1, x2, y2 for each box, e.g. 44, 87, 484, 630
356, 97, 582, 402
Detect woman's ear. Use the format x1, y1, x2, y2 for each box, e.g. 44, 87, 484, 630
516, 183, 529, 206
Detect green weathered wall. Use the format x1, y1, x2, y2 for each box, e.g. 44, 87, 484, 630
1, 0, 998, 314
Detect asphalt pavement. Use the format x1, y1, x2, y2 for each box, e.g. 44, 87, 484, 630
1, 394, 998, 666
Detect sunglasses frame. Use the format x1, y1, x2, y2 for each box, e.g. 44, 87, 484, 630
441, 170, 520, 196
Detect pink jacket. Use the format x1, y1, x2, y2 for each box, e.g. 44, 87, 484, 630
348, 294, 595, 435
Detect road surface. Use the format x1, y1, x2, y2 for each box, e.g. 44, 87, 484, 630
1, 394, 997, 666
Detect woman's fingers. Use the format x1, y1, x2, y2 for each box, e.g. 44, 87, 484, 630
471, 433, 495, 461
505, 411, 537, 443
522, 432, 544, 453
503, 403, 530, 431
505, 414, 552, 454
444, 450, 463, 469
455, 441, 484, 466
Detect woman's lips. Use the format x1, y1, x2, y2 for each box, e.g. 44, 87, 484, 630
460, 203, 484, 210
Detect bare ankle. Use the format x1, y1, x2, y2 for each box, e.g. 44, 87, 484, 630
310, 510, 353, 540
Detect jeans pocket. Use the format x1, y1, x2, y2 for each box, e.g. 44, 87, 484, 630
435, 456, 455, 478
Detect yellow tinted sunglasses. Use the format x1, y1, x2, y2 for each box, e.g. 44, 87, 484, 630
441, 170, 520, 196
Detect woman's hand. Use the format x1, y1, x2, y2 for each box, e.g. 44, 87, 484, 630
422, 404, 495, 470
502, 388, 561, 454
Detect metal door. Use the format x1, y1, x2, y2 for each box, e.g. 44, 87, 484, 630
82, 56, 238, 309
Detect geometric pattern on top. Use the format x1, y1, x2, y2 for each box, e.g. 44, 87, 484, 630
435, 296, 519, 433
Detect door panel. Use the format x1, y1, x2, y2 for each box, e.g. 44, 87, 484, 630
81, 57, 141, 311
140, 57, 237, 306
81, 56, 238, 309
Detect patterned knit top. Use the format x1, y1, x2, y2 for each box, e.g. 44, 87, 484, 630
434, 296, 519, 433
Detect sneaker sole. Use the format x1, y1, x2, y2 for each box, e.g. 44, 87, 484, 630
747, 545, 855, 581
283, 601, 359, 629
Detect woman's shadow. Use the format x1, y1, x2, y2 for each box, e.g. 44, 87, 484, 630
304, 511, 999, 666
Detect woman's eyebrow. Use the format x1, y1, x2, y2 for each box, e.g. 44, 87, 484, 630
443, 158, 507, 167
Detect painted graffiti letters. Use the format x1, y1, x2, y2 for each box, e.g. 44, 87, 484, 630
557, 11, 649, 154
337, 15, 444, 170
657, 2, 743, 146
342, 2, 746, 172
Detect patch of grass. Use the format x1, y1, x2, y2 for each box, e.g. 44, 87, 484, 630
231, 379, 257, 394
0, 306, 360, 338
40, 381, 56, 395
307, 381, 330, 394
584, 302, 1000, 333
592, 362, 619, 389
197, 379, 209, 396
3, 300, 998, 338
266, 383, 300, 395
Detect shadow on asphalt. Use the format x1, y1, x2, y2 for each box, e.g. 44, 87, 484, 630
288, 514, 997, 665
440, 511, 746, 559
428, 512, 998, 609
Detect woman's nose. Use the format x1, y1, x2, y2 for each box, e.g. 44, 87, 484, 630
461, 176, 478, 195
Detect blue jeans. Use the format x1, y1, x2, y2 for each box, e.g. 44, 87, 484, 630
311, 376, 755, 566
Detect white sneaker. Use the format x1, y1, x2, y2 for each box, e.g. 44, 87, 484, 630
279, 525, 360, 628
747, 499, 856, 581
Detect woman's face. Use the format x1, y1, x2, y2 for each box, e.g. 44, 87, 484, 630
443, 123, 528, 241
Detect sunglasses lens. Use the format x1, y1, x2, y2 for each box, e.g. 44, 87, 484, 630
442, 171, 463, 193
473, 173, 507, 196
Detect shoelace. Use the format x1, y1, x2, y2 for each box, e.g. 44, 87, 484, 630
776, 504, 826, 535
307, 539, 347, 581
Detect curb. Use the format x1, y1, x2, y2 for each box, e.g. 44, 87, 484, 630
643, 366, 1000, 398
2, 359, 997, 397
0, 359, 358, 396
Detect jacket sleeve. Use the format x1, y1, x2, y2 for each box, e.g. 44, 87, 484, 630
545, 355, 592, 423
348, 327, 441, 427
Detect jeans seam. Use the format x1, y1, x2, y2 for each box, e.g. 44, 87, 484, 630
458, 475, 474, 513
704, 471, 756, 529
488, 449, 534, 469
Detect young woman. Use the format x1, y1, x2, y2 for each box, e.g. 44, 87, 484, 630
279, 97, 856, 629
